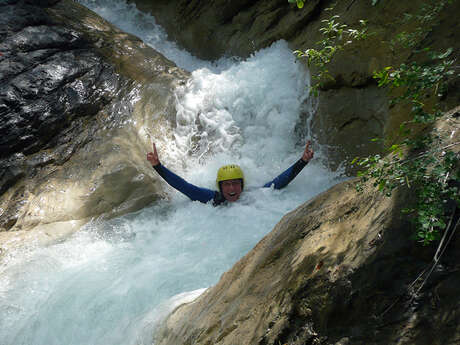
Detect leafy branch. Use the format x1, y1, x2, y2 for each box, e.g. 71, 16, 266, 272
290, 0, 458, 244
293, 9, 368, 94
353, 0, 459, 244
374, 49, 456, 123
355, 139, 459, 244
391, 0, 454, 49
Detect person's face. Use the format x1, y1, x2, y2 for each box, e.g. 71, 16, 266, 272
221, 179, 242, 202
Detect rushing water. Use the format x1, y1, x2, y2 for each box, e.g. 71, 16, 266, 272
0, 1, 344, 344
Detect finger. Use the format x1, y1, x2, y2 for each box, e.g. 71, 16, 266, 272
305, 140, 311, 151
153, 143, 157, 155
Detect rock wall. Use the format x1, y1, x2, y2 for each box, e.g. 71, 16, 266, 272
1, 1, 458, 342
155, 111, 460, 345
0, 0, 189, 253
129, 0, 460, 170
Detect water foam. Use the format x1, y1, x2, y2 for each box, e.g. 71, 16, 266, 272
0, 1, 344, 344
77, 0, 235, 72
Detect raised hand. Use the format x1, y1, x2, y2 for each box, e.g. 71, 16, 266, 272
147, 143, 160, 167
301, 140, 314, 163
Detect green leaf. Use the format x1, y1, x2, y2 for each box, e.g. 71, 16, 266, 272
437, 47, 453, 59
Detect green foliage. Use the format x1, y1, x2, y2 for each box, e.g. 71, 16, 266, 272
291, 0, 458, 245
356, 138, 460, 245
373, 48, 455, 123
353, 0, 459, 245
391, 0, 453, 49
288, 0, 305, 9
293, 8, 368, 94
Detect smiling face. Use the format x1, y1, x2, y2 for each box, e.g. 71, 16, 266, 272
220, 179, 243, 202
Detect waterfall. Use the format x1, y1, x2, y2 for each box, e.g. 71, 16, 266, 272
0, 1, 344, 344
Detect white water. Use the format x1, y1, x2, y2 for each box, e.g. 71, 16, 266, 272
0, 1, 344, 345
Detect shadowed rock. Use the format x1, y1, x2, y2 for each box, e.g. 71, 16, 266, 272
155, 111, 460, 345
129, 0, 460, 171
0, 0, 189, 252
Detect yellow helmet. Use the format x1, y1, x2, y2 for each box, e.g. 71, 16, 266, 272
216, 164, 244, 190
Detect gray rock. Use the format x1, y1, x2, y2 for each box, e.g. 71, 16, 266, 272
0, 0, 189, 249
155, 113, 460, 344
129, 0, 460, 173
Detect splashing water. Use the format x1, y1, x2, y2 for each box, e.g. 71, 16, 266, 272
0, 1, 344, 345
77, 0, 234, 72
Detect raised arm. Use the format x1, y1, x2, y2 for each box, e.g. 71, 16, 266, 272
146, 142, 160, 166
263, 141, 314, 190
147, 143, 216, 203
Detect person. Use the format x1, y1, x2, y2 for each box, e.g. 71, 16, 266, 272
147, 141, 314, 206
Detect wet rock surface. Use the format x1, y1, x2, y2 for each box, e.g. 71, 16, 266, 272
155, 112, 460, 345
0, 0, 189, 250
1, 3, 109, 158
129, 0, 318, 61
1, 0, 128, 197
1, 1, 458, 343
130, 0, 460, 171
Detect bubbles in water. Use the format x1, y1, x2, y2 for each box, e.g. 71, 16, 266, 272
1, 1, 346, 345
171, 40, 310, 167
77, 0, 236, 72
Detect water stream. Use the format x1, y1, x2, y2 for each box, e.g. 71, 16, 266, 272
0, 1, 344, 344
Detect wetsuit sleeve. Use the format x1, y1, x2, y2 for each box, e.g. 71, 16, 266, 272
153, 164, 217, 203
263, 159, 308, 190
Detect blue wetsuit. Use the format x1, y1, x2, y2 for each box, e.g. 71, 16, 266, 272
153, 159, 308, 206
